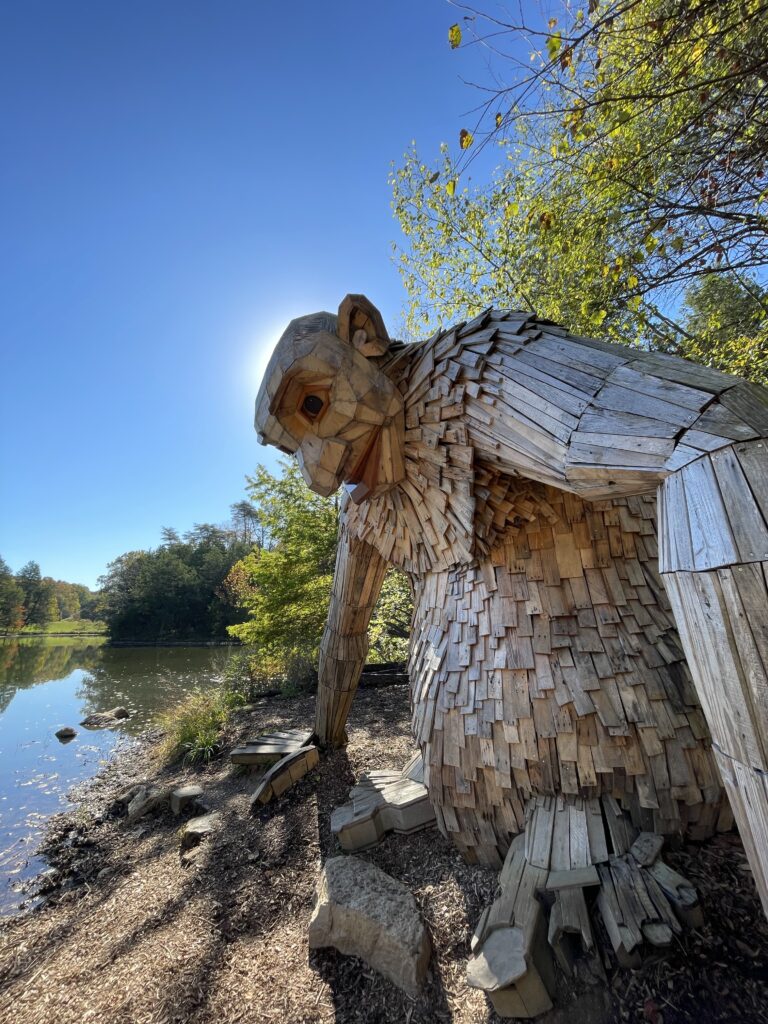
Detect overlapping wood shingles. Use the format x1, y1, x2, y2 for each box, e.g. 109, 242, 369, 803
341, 309, 746, 867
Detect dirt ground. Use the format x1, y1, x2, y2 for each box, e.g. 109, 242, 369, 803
1, 685, 767, 1024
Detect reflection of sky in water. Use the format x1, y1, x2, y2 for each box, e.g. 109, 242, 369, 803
0, 640, 232, 915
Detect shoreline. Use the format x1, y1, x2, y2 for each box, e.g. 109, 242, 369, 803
1, 686, 767, 1024
5, 674, 396, 919
5, 730, 158, 920
2, 633, 233, 644
2, 631, 108, 638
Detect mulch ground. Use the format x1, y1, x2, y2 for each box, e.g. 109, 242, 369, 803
0, 685, 766, 1024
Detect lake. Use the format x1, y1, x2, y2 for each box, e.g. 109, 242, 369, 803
0, 637, 235, 916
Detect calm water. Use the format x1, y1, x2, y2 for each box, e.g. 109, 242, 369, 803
0, 637, 234, 915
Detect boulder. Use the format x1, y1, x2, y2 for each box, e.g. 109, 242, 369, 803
180, 812, 221, 852
55, 727, 77, 741
125, 785, 170, 823
309, 856, 430, 996
170, 784, 205, 815
80, 707, 130, 729
110, 782, 147, 816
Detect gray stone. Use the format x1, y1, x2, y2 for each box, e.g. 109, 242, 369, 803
125, 785, 170, 823
55, 727, 77, 741
180, 812, 221, 851
308, 856, 430, 996
80, 707, 131, 729
170, 784, 205, 815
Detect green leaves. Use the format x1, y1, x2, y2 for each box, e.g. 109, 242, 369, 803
226, 461, 338, 675
546, 32, 562, 61
226, 460, 414, 683
393, 1, 768, 363
448, 23, 462, 49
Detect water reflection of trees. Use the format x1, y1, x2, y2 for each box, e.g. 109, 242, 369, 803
76, 646, 235, 733
0, 639, 105, 714
0, 640, 234, 724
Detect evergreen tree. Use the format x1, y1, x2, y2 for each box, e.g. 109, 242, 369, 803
16, 561, 55, 628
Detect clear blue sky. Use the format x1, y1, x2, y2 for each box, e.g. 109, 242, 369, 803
0, 1, 500, 589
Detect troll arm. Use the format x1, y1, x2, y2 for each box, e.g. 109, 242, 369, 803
315, 514, 389, 747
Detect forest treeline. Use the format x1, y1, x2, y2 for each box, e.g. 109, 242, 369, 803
0, 558, 104, 633
98, 523, 252, 641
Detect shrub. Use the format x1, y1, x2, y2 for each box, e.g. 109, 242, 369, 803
156, 688, 236, 765
222, 647, 317, 699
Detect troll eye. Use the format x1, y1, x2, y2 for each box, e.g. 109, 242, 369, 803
302, 394, 324, 419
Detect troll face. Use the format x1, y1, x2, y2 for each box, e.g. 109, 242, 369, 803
254, 295, 405, 499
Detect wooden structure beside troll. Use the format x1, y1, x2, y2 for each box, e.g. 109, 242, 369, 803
254, 297, 768, 942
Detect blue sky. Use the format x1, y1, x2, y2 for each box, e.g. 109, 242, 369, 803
0, 1, 506, 588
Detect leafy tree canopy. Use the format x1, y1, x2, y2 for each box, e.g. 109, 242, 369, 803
0, 557, 24, 633
391, 0, 767, 381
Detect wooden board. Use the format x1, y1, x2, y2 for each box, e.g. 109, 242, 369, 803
231, 728, 313, 765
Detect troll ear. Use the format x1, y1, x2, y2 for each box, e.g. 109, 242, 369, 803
337, 294, 390, 357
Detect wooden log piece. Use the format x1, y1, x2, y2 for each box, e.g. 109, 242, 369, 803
249, 746, 319, 808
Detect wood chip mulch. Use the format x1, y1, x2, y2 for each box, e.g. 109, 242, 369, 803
0, 686, 766, 1024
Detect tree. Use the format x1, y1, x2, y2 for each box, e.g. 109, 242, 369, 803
52, 580, 81, 620
226, 461, 340, 684
226, 461, 414, 685
0, 557, 24, 633
16, 561, 55, 628
230, 500, 262, 546
391, 0, 768, 363
73, 583, 106, 622
368, 569, 413, 663
674, 274, 768, 382
99, 525, 249, 641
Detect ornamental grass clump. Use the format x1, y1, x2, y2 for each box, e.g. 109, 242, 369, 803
157, 687, 238, 765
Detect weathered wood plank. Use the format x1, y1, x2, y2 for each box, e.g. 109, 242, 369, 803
679, 456, 740, 570
710, 446, 768, 562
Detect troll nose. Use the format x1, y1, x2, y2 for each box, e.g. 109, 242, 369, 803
296, 435, 350, 496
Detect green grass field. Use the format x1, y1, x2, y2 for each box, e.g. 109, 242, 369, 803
19, 619, 108, 636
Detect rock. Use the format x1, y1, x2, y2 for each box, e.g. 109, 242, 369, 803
80, 707, 131, 730
125, 785, 170, 823
55, 727, 77, 741
308, 856, 430, 996
110, 782, 148, 817
170, 784, 205, 816
180, 812, 221, 852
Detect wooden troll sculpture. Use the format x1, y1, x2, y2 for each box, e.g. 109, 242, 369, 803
254, 297, 768, 984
